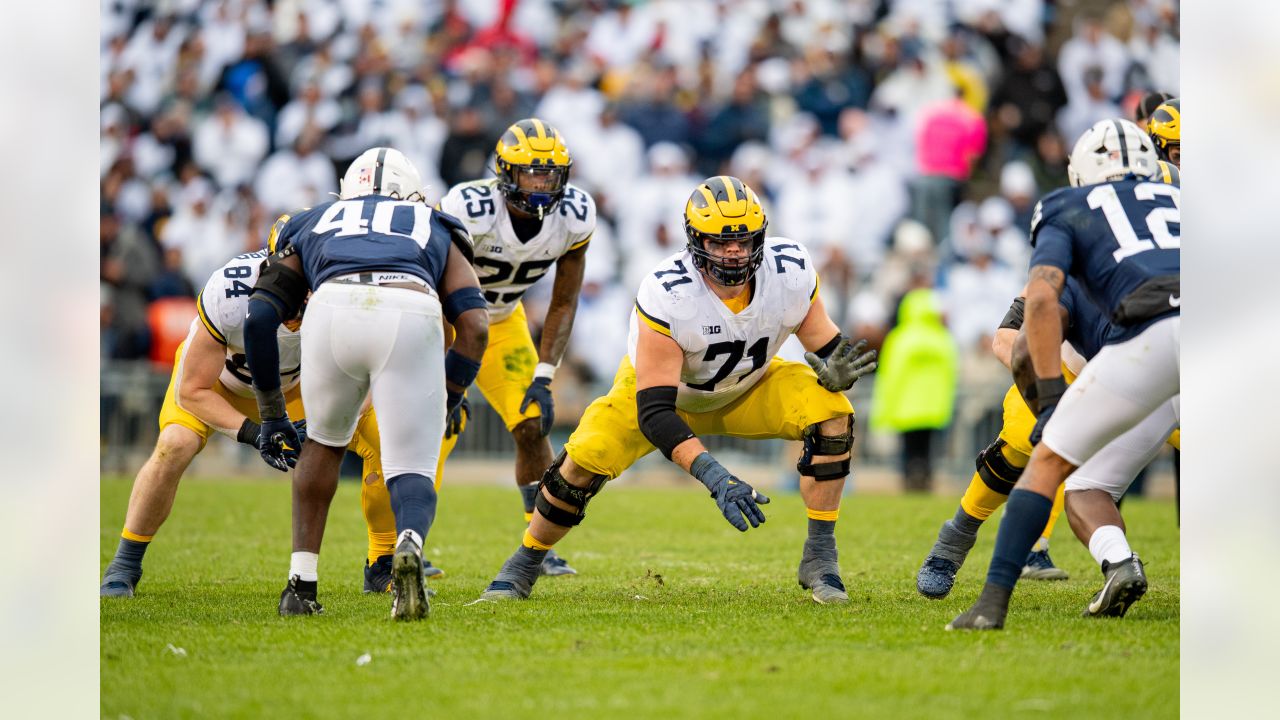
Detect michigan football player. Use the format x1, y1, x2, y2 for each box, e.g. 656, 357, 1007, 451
479, 176, 877, 604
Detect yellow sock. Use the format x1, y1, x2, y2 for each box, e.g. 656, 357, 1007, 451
523, 511, 534, 523
806, 508, 840, 521
360, 466, 398, 564
522, 529, 554, 551
1040, 483, 1066, 540
121, 528, 154, 543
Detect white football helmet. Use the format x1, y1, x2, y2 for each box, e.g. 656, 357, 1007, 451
1067, 119, 1159, 188
340, 147, 425, 201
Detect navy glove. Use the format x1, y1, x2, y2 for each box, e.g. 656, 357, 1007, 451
445, 392, 469, 439
690, 452, 770, 531
1028, 377, 1067, 446
519, 376, 555, 437
257, 415, 302, 472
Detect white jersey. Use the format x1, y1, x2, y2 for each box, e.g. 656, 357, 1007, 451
439, 178, 596, 322
628, 239, 820, 413
194, 250, 302, 397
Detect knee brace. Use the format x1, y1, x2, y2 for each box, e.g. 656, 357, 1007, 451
975, 439, 1024, 495
534, 450, 607, 527
798, 416, 854, 481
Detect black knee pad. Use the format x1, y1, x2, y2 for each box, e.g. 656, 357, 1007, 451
798, 416, 854, 481
975, 439, 1024, 494
534, 450, 607, 527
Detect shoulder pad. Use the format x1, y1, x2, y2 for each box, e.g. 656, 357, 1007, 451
764, 238, 815, 290
558, 183, 597, 235
433, 208, 475, 263
440, 179, 501, 234
642, 252, 700, 322
1028, 187, 1077, 247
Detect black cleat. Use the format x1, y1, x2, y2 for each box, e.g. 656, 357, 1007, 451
1084, 554, 1147, 618
364, 556, 393, 594
279, 575, 323, 616
946, 584, 1012, 631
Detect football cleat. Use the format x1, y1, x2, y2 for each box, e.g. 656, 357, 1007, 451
100, 567, 140, 598
279, 575, 323, 616
390, 532, 429, 621
540, 549, 577, 577
946, 606, 1005, 631
479, 579, 530, 601
423, 559, 445, 579
364, 556, 393, 594
1021, 546, 1069, 581
1083, 554, 1147, 618
798, 545, 849, 605
916, 555, 961, 599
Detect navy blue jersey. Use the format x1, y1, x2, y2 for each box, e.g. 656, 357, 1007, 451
1030, 177, 1180, 344
274, 196, 463, 291
1058, 278, 1111, 360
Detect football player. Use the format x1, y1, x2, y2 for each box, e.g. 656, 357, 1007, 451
245, 147, 488, 619
427, 118, 595, 577
478, 176, 877, 604
100, 218, 324, 597
1148, 98, 1179, 167
949, 119, 1179, 630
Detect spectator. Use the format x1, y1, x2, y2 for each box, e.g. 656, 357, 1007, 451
1057, 11, 1129, 104
254, 127, 339, 218
438, 104, 493, 189
942, 204, 1024, 353
990, 37, 1068, 152
275, 79, 343, 149
1056, 66, 1122, 149
870, 288, 959, 493
911, 90, 988, 247
193, 94, 270, 189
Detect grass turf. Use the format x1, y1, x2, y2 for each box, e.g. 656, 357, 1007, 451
101, 476, 1178, 719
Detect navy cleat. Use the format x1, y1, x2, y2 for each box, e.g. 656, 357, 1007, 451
479, 579, 530, 601
364, 556, 393, 594
916, 555, 961, 599
423, 559, 445, 579
540, 549, 577, 577
391, 532, 429, 621
100, 563, 142, 598
279, 575, 323, 616
1022, 542, 1069, 581
1084, 554, 1147, 618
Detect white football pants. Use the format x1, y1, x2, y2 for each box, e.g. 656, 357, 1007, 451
301, 282, 445, 479
1043, 315, 1180, 469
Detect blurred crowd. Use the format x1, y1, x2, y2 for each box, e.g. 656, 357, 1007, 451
100, 0, 1180, 401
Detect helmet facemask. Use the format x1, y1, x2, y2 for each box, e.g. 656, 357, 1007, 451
496, 161, 570, 219
686, 221, 767, 287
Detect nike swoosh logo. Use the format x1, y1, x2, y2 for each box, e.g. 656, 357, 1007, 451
1168, 294, 1180, 307
1088, 573, 1118, 614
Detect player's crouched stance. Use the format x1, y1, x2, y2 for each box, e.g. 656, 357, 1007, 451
479, 176, 876, 604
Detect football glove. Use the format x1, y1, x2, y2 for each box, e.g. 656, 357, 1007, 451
258, 415, 303, 472
519, 376, 555, 437
804, 337, 878, 392
445, 393, 470, 440
690, 452, 770, 531
1028, 377, 1067, 446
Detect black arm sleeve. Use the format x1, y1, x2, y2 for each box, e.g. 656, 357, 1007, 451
637, 386, 696, 460
245, 297, 285, 395
998, 296, 1026, 331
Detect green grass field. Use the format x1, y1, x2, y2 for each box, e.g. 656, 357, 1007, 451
101, 476, 1178, 719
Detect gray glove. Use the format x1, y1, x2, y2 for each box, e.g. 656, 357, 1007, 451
804, 337, 878, 392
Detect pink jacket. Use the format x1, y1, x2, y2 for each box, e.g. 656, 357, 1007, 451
915, 99, 988, 181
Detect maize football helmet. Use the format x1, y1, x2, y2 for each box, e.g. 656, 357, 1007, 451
494, 118, 572, 218
683, 176, 768, 287
340, 147, 425, 202
1067, 119, 1159, 188
1147, 98, 1180, 166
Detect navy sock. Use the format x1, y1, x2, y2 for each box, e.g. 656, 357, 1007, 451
387, 473, 438, 541
986, 489, 1054, 589
519, 483, 539, 514
107, 537, 149, 577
